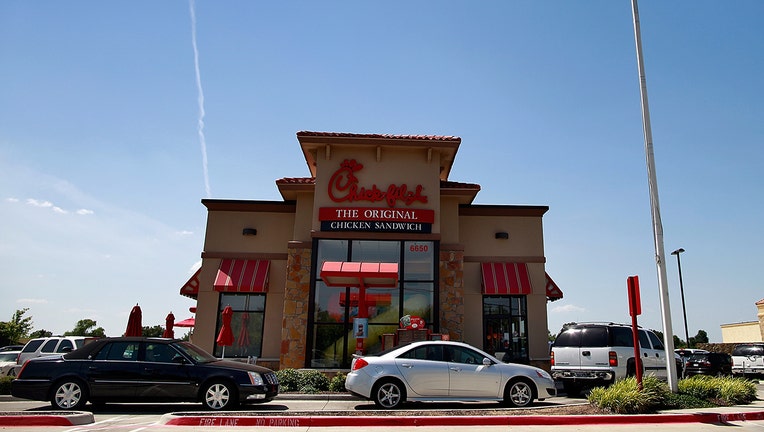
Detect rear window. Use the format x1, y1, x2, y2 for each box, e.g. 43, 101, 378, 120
553, 329, 581, 347
732, 345, 764, 356
611, 327, 634, 347
580, 327, 608, 347
21, 339, 45, 353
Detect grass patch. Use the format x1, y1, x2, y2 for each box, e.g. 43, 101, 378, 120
588, 375, 758, 414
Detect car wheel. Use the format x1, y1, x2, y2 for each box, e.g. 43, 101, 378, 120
50, 379, 88, 410
202, 381, 238, 410
503, 378, 535, 408
372, 379, 405, 409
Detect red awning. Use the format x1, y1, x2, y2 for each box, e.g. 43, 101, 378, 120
545, 272, 564, 302
481, 262, 532, 295
214, 259, 270, 293
320, 261, 399, 288
179, 269, 201, 299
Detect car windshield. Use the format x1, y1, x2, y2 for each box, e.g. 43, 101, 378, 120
173, 341, 218, 363
687, 354, 709, 362
0, 353, 17, 362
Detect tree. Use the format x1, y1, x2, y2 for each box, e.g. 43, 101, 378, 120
65, 319, 106, 337
29, 329, 53, 338
0, 308, 34, 344
143, 325, 163, 337
689, 329, 709, 347
673, 335, 686, 348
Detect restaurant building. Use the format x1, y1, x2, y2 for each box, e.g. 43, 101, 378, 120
179, 131, 563, 371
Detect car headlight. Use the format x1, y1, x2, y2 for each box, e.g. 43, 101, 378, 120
248, 371, 264, 386
536, 369, 552, 380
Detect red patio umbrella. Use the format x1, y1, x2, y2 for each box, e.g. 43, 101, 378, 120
216, 305, 234, 358
124, 304, 142, 337
237, 312, 250, 354
175, 317, 195, 327
162, 312, 175, 338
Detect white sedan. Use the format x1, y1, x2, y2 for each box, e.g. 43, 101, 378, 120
0, 351, 20, 376
345, 340, 556, 409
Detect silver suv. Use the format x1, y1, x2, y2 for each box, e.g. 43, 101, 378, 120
550, 322, 669, 396
16, 336, 95, 366
731, 343, 764, 377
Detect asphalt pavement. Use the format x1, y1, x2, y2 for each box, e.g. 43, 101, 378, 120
3, 387, 764, 430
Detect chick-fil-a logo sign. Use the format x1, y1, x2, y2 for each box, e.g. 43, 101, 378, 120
328, 159, 427, 207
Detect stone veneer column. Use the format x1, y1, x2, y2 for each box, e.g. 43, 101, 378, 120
439, 249, 464, 341
280, 244, 312, 369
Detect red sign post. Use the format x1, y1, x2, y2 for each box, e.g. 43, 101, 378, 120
627, 275, 643, 390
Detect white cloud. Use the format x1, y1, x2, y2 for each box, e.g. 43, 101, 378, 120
26, 198, 53, 208
5, 197, 19, 203
17, 298, 49, 304
176, 230, 194, 236
551, 304, 586, 313
76, 209, 94, 215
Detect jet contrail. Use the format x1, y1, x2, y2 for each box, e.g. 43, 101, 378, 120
189, 0, 211, 198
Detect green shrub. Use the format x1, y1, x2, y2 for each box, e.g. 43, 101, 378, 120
0, 376, 12, 395
329, 372, 347, 392
589, 375, 757, 414
275, 368, 302, 392
679, 375, 757, 405
275, 368, 330, 392
298, 369, 330, 392
588, 376, 668, 414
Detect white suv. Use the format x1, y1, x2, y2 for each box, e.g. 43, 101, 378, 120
16, 336, 95, 366
731, 343, 764, 377
550, 322, 670, 396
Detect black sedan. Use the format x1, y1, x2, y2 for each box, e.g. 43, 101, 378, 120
11, 337, 279, 410
683, 352, 733, 377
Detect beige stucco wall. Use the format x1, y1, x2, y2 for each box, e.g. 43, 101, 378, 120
195, 209, 295, 359
312, 145, 442, 233
721, 321, 763, 343
459, 214, 549, 363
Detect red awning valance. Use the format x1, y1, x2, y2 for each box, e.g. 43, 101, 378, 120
214, 259, 270, 293
481, 262, 532, 295
545, 272, 564, 302
179, 268, 201, 299
320, 261, 399, 288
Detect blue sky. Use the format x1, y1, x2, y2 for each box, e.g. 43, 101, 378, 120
1, 1, 762, 343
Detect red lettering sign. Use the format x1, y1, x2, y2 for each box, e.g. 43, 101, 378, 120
328, 159, 428, 207
319, 207, 435, 223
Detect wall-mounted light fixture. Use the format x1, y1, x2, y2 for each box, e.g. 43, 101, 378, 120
495, 232, 509, 240
242, 228, 257, 236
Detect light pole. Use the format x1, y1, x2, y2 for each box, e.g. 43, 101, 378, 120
671, 248, 690, 347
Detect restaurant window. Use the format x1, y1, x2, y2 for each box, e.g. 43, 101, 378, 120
213, 293, 266, 359
309, 239, 437, 369
483, 296, 528, 363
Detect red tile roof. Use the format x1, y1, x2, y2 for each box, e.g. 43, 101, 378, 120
296, 131, 460, 142
275, 177, 480, 190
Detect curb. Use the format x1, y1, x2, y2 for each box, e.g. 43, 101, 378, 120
0, 411, 94, 426
161, 410, 764, 427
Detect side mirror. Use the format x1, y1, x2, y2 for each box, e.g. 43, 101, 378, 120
61, 347, 72, 353
172, 355, 186, 364
483, 357, 492, 366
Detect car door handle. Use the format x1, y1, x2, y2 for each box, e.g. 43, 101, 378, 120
449, 367, 461, 372
582, 351, 590, 356
400, 363, 413, 368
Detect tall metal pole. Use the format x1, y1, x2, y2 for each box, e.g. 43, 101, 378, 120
672, 248, 690, 347
631, 0, 678, 392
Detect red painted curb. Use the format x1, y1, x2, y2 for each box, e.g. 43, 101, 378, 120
0, 415, 75, 426
163, 410, 764, 427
